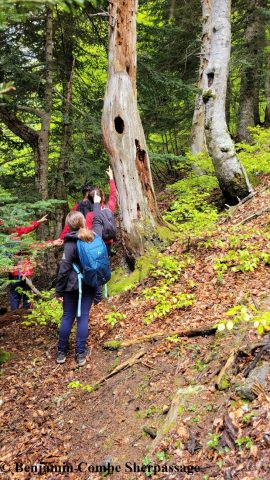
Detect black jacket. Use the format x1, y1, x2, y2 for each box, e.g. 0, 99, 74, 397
55, 203, 103, 296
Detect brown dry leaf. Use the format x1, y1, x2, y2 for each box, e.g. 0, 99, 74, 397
250, 444, 258, 458
176, 425, 189, 440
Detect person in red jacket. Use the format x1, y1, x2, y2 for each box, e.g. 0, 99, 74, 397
59, 167, 117, 255
3, 215, 61, 310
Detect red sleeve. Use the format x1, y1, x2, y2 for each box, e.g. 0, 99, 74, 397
59, 203, 78, 240
85, 212, 94, 230
107, 179, 117, 213
15, 220, 40, 237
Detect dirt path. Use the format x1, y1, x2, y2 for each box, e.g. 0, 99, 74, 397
2, 185, 270, 479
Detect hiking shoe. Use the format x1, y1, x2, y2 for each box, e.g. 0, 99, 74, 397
76, 346, 91, 367
56, 350, 67, 364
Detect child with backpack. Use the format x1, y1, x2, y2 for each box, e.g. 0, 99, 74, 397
56, 192, 110, 367
59, 167, 117, 254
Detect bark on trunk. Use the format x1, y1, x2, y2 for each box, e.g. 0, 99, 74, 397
169, 0, 177, 19
203, 0, 253, 204
236, 1, 264, 143
35, 6, 53, 200
190, 0, 211, 154
102, 0, 163, 261
265, 53, 270, 126
54, 54, 75, 238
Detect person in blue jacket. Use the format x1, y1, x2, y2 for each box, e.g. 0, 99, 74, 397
55, 192, 103, 367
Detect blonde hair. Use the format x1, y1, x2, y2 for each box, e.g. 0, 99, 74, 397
66, 211, 94, 243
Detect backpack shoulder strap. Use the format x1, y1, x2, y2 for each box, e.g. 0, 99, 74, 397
72, 262, 83, 318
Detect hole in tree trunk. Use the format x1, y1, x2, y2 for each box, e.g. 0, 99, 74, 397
126, 255, 135, 272
137, 203, 141, 219
135, 139, 146, 163
114, 116, 125, 134
207, 72, 214, 87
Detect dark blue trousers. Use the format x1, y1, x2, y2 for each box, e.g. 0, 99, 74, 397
9, 277, 30, 310
58, 290, 94, 354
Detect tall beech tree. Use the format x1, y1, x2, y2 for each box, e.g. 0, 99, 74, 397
102, 0, 163, 261
202, 0, 253, 203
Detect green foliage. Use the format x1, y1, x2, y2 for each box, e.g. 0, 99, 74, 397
23, 290, 62, 328
242, 411, 257, 425
207, 433, 221, 450
237, 127, 270, 182
215, 305, 270, 335
103, 340, 121, 350
68, 380, 93, 393
166, 334, 181, 344
164, 153, 219, 237
0, 196, 64, 288
104, 311, 126, 328
0, 350, 11, 365
143, 291, 194, 325
214, 247, 270, 275
156, 451, 166, 462
150, 254, 182, 283
141, 253, 194, 324
235, 436, 252, 450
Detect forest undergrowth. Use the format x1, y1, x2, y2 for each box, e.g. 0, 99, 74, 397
2, 151, 270, 479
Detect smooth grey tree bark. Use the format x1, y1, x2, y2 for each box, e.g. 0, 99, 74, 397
102, 0, 163, 261
202, 0, 253, 203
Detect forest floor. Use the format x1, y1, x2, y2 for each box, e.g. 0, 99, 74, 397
2, 180, 270, 480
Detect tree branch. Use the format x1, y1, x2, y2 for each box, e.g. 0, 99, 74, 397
0, 106, 39, 147
0, 103, 44, 118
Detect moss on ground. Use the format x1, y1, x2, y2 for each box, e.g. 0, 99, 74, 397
108, 248, 159, 296
0, 350, 11, 364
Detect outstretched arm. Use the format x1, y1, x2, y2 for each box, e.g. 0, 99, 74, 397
106, 166, 117, 213
92, 192, 103, 237
15, 215, 48, 236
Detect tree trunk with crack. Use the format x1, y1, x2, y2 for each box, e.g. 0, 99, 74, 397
236, 1, 265, 143
203, 0, 253, 203
102, 0, 163, 262
190, 0, 211, 154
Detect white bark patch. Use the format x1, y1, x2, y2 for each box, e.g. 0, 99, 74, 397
203, 0, 253, 202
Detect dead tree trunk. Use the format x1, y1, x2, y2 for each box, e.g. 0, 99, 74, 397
203, 0, 253, 204
236, 1, 264, 143
190, 0, 211, 154
102, 0, 163, 261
